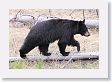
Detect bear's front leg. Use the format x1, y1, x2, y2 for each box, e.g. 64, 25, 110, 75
58, 42, 70, 56
69, 38, 80, 52
38, 44, 51, 56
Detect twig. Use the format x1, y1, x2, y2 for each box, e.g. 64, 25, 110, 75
15, 10, 21, 18
60, 56, 73, 68
96, 9, 99, 18
83, 9, 85, 19
49, 9, 51, 16
69, 10, 75, 19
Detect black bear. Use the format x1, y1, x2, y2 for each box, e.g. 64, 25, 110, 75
19, 19, 90, 59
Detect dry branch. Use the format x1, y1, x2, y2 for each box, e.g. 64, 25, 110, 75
96, 9, 99, 18
49, 9, 52, 16
83, 9, 85, 19
9, 52, 99, 62
15, 10, 21, 18
69, 10, 75, 19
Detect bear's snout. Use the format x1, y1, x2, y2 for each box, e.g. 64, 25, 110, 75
84, 31, 90, 37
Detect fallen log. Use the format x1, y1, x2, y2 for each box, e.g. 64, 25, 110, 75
9, 52, 99, 62
9, 15, 99, 28
85, 19, 99, 28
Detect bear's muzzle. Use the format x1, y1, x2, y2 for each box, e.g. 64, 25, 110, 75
84, 31, 90, 37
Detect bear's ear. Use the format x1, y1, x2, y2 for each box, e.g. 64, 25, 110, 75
82, 19, 85, 23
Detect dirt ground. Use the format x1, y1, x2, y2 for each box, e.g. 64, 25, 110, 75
9, 9, 99, 69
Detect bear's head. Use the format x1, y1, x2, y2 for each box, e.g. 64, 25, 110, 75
78, 19, 90, 37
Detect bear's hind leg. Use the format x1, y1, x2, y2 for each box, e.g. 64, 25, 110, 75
19, 49, 27, 59
38, 44, 51, 56
19, 44, 36, 59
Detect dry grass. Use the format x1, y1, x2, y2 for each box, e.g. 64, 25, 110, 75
9, 9, 99, 69
9, 59, 98, 69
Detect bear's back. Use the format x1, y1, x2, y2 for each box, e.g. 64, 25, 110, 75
29, 19, 79, 39
32, 19, 77, 31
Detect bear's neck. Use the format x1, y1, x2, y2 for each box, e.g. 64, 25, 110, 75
72, 21, 79, 35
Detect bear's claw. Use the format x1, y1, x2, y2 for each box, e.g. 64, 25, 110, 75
20, 54, 27, 59
61, 52, 70, 56
43, 53, 51, 56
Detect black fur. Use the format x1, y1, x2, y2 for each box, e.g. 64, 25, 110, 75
19, 19, 90, 59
